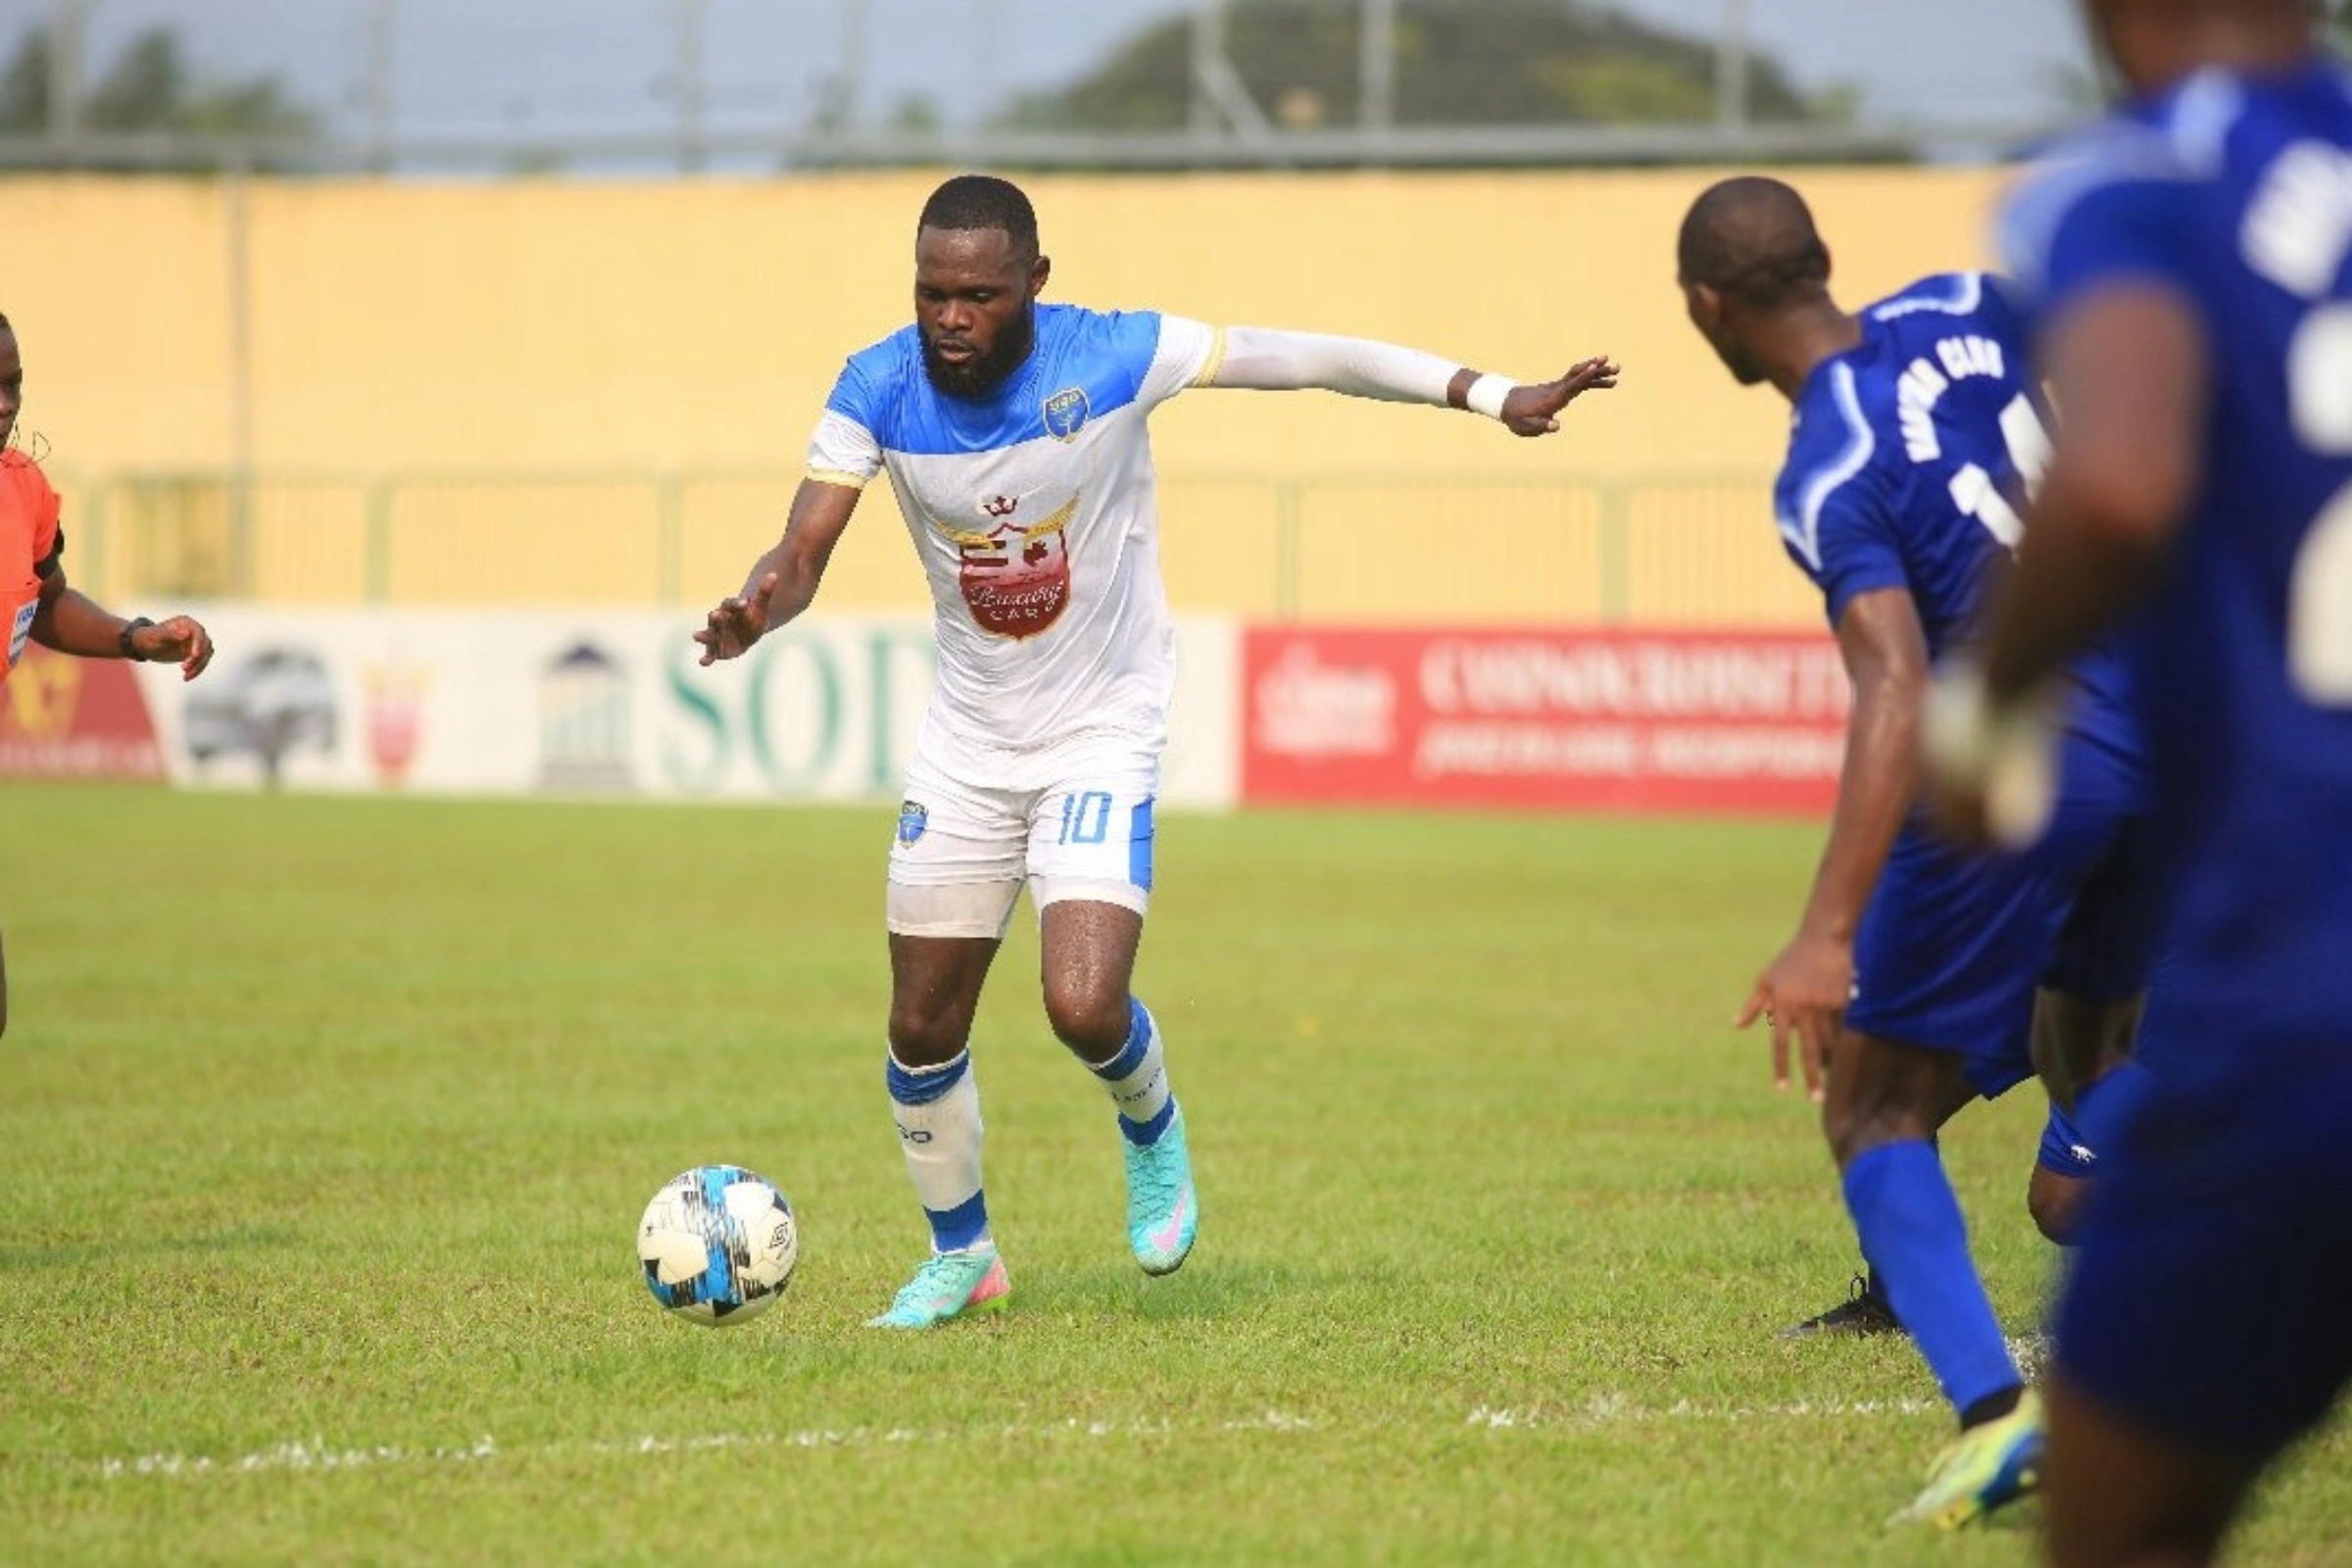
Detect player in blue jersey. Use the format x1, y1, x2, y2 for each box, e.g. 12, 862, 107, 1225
1676, 176, 2161, 1527
696, 175, 1617, 1329
1927, 2, 2352, 1562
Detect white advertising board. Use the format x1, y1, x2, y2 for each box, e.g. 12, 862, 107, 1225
132, 608, 1242, 809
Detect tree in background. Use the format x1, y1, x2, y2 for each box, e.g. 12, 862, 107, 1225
0, 24, 317, 169
999, 0, 1830, 134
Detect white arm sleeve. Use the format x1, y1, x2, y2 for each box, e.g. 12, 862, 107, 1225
1204, 324, 1461, 406
1138, 315, 1227, 407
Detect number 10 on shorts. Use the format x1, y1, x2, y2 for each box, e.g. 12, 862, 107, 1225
1043, 787, 1154, 895
1057, 790, 1114, 845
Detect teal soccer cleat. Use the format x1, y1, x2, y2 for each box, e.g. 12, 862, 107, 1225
1889, 1390, 2044, 1529
865, 1244, 1010, 1330
1124, 1104, 1198, 1275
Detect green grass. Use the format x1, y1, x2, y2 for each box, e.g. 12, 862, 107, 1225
0, 784, 2342, 1566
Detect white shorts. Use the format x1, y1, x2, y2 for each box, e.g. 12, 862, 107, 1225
886, 735, 1160, 939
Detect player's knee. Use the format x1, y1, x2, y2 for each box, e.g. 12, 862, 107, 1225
886, 1002, 970, 1069
2029, 1167, 2088, 1246
1821, 1098, 1940, 1169
1041, 979, 1127, 1058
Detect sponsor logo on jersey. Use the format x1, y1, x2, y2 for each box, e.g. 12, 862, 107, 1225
897, 800, 928, 845
8, 598, 34, 668
1043, 386, 1091, 441
957, 495, 1077, 640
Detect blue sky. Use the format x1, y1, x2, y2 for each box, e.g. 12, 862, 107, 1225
4, 0, 2095, 157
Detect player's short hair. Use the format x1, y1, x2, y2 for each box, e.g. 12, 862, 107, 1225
917, 174, 1040, 259
1678, 176, 1831, 311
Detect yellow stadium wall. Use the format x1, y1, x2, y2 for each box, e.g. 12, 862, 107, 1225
0, 167, 2014, 621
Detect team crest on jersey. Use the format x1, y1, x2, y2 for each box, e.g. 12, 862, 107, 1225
956, 495, 1077, 639
896, 801, 928, 845
1043, 387, 1091, 442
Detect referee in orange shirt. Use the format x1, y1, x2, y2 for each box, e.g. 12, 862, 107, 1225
1, 308, 215, 1037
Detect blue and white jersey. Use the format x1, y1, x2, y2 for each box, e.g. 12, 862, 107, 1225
2001, 61, 2352, 1051
808, 303, 1224, 764
1773, 272, 2136, 762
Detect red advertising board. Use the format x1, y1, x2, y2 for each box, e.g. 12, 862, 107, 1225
0, 645, 166, 780
1243, 626, 1848, 815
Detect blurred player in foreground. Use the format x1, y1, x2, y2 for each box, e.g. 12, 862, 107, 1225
0, 309, 215, 1037
697, 174, 1617, 1329
1677, 178, 2158, 1526
1930, 1, 2352, 1562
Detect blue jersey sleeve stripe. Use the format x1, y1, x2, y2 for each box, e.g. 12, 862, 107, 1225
1783, 362, 1877, 573
2001, 125, 2202, 294
2164, 69, 2249, 174
1868, 272, 1984, 321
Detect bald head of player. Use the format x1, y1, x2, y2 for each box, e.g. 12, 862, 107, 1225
1676, 175, 1853, 399
2082, 0, 2320, 97
913, 173, 1053, 400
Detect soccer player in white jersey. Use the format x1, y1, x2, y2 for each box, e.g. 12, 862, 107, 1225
695, 174, 1617, 1329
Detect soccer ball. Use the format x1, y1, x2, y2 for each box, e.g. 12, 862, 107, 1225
636, 1165, 799, 1327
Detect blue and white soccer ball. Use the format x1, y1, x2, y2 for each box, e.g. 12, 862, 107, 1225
636, 1165, 799, 1327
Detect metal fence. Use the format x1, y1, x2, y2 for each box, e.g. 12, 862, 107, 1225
0, 0, 2084, 174
49, 466, 1823, 627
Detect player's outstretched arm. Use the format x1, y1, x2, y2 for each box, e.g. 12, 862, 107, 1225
1737, 586, 1929, 1100
29, 567, 214, 681
695, 478, 861, 666
1201, 325, 1616, 437
1467, 358, 1621, 437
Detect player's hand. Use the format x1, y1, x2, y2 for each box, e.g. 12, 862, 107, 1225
694, 573, 779, 666
135, 614, 215, 681
1734, 929, 1852, 1103
1499, 357, 1621, 437
1918, 660, 2060, 851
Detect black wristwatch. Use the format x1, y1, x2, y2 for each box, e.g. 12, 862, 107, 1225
118, 616, 155, 660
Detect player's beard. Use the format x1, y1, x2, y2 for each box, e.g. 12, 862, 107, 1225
923, 300, 1036, 400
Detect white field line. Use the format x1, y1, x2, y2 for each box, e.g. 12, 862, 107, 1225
91, 1396, 1953, 1482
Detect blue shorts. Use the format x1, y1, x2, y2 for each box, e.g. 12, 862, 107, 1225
2035, 1094, 2095, 1177
2056, 1052, 2352, 1456
1847, 739, 2157, 1101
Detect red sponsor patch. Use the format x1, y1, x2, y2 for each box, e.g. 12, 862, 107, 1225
958, 514, 1072, 640
0, 644, 165, 779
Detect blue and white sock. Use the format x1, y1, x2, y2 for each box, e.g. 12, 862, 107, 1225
1842, 1140, 2021, 1424
1088, 998, 1176, 1147
886, 1049, 989, 1252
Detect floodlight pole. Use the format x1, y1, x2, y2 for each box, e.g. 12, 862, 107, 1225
1359, 0, 1396, 132
46, 0, 92, 151
1189, 0, 1268, 144
674, 0, 708, 172
366, 0, 399, 173
1716, 0, 1751, 133
1191, 0, 1223, 137
838, 0, 870, 140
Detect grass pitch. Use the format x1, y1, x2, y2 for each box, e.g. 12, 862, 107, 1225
1, 784, 2343, 1567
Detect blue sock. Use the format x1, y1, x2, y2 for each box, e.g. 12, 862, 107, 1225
1842, 1141, 2020, 1422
